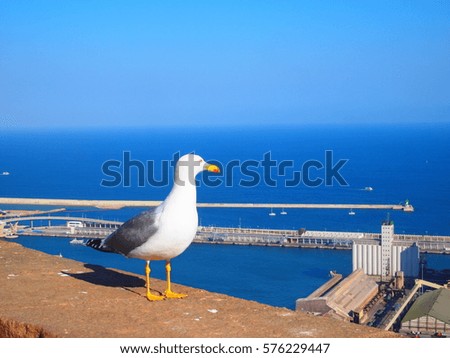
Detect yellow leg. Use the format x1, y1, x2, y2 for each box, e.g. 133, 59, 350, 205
164, 260, 187, 299
145, 261, 164, 301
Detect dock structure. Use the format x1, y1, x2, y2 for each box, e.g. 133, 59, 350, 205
3, 211, 449, 253
6, 214, 448, 248
296, 269, 379, 321
0, 215, 121, 239
196, 226, 450, 253
306, 272, 343, 299
1, 215, 121, 227
0, 196, 414, 211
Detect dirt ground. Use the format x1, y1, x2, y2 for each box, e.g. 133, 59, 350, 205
0, 239, 397, 338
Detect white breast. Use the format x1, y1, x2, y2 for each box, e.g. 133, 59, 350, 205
128, 201, 198, 261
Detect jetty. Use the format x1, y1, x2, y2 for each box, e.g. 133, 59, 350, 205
0, 197, 414, 211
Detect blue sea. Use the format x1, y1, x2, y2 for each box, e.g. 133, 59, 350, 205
1, 123, 449, 309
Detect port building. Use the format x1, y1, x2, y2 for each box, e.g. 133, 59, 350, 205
352, 220, 420, 279
400, 288, 450, 336
296, 269, 378, 321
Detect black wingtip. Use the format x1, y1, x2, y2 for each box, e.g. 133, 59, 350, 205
85, 238, 114, 253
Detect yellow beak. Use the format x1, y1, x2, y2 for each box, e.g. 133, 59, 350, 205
205, 163, 220, 173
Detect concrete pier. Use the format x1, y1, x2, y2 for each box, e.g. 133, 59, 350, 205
0, 197, 414, 211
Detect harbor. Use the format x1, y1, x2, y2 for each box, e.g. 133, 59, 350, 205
1, 213, 449, 253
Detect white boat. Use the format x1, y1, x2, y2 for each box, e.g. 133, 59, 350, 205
269, 208, 276, 216
5, 234, 18, 239
280, 208, 287, 215
1, 171, 10, 176
69, 238, 85, 245
364, 186, 373, 191
348, 209, 356, 216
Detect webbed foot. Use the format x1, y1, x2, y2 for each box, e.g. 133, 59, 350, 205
164, 290, 187, 299
146, 292, 165, 301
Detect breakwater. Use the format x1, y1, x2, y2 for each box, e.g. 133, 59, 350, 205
0, 197, 414, 211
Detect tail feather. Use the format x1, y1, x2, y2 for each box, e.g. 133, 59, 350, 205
85, 238, 115, 253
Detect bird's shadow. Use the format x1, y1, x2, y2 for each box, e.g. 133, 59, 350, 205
67, 264, 145, 289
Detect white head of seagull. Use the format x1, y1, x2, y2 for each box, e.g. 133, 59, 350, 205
174, 153, 220, 187
86, 153, 220, 302
164, 154, 220, 210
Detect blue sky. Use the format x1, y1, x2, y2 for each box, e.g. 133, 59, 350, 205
1, 0, 449, 128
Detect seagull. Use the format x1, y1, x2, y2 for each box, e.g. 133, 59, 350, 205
86, 154, 220, 301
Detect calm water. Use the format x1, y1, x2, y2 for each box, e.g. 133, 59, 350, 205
1, 123, 449, 308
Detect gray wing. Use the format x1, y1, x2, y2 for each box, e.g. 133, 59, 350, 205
104, 208, 161, 256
